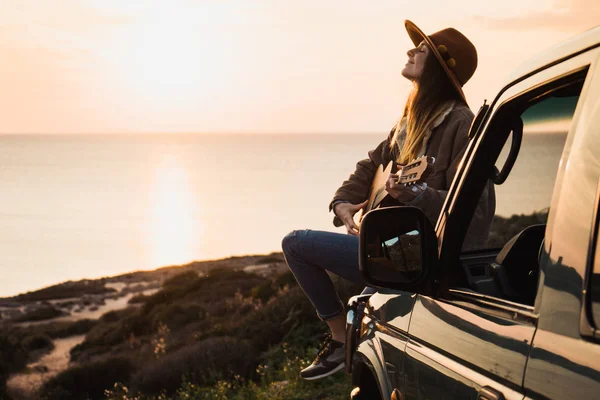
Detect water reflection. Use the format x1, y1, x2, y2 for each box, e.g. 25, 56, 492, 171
148, 155, 201, 268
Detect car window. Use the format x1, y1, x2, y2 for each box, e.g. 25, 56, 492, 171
484, 95, 577, 250
461, 68, 589, 307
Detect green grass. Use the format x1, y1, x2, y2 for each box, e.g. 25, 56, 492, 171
104, 342, 353, 400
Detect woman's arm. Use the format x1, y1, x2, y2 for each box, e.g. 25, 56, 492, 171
329, 129, 396, 227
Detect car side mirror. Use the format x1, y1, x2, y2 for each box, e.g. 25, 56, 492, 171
359, 206, 439, 291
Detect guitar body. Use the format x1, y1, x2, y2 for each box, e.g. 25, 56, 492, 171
359, 161, 394, 222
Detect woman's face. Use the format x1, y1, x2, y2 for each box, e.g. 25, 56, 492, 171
401, 41, 430, 82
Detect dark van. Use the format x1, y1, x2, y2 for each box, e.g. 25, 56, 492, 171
346, 26, 600, 400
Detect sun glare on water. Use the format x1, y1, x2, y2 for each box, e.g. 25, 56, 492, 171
148, 154, 201, 268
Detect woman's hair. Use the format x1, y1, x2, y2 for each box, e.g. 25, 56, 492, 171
392, 48, 463, 164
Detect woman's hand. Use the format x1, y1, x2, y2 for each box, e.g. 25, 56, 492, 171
385, 173, 426, 203
334, 200, 368, 236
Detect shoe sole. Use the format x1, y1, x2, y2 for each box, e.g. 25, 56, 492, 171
301, 362, 345, 381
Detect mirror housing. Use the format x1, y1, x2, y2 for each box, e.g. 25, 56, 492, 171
359, 206, 439, 291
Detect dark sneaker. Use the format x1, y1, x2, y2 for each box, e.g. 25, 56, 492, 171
300, 334, 346, 380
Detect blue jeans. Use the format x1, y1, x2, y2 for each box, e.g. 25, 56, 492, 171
281, 229, 376, 321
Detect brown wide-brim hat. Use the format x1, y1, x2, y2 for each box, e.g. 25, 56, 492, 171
405, 20, 478, 105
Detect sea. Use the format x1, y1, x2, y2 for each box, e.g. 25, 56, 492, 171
0, 133, 567, 297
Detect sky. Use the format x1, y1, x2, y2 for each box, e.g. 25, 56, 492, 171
1, 0, 598, 134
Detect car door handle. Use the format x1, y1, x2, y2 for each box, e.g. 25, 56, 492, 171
385, 362, 397, 374
478, 386, 505, 400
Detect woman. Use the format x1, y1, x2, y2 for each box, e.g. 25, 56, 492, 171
281, 20, 494, 381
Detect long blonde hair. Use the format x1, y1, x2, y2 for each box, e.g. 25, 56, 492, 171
391, 50, 463, 165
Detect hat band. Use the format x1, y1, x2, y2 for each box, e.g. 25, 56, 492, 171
436, 44, 456, 69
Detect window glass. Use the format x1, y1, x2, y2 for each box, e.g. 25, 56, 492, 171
485, 95, 578, 249
462, 74, 587, 306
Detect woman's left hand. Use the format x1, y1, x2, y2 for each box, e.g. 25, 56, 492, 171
385, 173, 426, 203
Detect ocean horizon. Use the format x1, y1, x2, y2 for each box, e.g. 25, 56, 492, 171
0, 132, 566, 297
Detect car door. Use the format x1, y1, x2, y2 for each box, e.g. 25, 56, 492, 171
404, 294, 534, 400
402, 38, 596, 400
364, 289, 417, 398
523, 48, 600, 399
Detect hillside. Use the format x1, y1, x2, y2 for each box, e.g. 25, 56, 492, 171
0, 253, 359, 399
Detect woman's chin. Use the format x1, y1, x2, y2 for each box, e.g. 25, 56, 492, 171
401, 69, 415, 81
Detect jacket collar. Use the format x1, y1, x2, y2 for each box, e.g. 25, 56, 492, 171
395, 101, 456, 157
431, 101, 457, 130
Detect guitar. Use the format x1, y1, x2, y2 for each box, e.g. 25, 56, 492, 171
359, 155, 435, 221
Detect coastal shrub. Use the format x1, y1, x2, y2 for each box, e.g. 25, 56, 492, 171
250, 281, 276, 303
41, 356, 134, 400
141, 269, 266, 315
52, 319, 97, 338
14, 305, 66, 322
256, 255, 284, 264
80, 322, 122, 348
181, 269, 266, 304
85, 313, 151, 348
71, 311, 151, 363
74, 301, 203, 362
132, 336, 258, 395
238, 286, 322, 349
33, 319, 97, 339
487, 210, 549, 248
273, 270, 297, 288
69, 342, 112, 364
100, 308, 138, 323
0, 335, 27, 396
22, 333, 54, 352
138, 272, 204, 312
0, 319, 89, 344
193, 275, 363, 350
140, 284, 193, 314
197, 296, 238, 318
128, 293, 147, 304
117, 312, 151, 337
162, 271, 201, 289
198, 270, 267, 302
15, 280, 116, 302
238, 277, 361, 349
151, 303, 206, 330
0, 335, 28, 374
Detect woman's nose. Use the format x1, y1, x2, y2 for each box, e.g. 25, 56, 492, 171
406, 47, 415, 57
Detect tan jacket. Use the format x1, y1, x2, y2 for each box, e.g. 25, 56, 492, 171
330, 103, 495, 250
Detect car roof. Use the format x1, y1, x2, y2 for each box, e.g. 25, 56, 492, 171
506, 25, 600, 84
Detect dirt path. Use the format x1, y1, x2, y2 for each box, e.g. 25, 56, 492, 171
6, 335, 86, 398
4, 283, 159, 398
